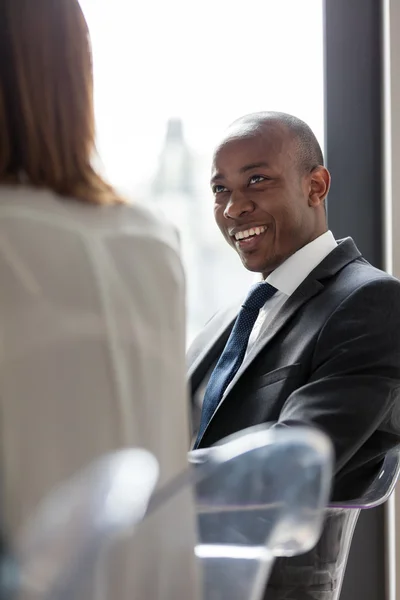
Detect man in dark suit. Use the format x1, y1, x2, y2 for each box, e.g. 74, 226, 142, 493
188, 112, 400, 599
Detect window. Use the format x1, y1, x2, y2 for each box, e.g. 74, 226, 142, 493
81, 0, 324, 343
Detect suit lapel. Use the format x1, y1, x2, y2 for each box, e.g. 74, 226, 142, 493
205, 237, 362, 414
187, 302, 239, 391
222, 278, 324, 398
191, 237, 362, 443
196, 285, 323, 448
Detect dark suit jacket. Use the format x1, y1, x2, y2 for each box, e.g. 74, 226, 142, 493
188, 238, 400, 598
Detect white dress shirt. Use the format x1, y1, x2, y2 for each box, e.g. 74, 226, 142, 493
246, 230, 337, 355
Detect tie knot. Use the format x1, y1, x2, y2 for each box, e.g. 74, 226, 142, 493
242, 282, 277, 312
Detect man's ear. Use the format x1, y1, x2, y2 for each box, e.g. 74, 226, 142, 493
308, 166, 331, 207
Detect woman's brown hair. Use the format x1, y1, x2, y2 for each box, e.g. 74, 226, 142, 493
0, 0, 122, 205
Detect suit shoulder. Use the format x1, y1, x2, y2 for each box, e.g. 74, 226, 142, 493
339, 257, 400, 291
329, 258, 400, 323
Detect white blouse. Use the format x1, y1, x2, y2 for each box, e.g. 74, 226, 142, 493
0, 185, 198, 600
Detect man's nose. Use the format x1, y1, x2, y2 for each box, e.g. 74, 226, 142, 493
223, 191, 255, 219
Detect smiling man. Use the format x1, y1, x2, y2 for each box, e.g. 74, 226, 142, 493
188, 112, 400, 599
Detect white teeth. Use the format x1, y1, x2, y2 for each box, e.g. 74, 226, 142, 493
234, 226, 267, 241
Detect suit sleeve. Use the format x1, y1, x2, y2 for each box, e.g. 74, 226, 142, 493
276, 277, 400, 475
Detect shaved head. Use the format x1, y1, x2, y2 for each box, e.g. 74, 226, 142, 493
226, 111, 324, 175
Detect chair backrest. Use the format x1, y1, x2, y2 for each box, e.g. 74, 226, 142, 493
329, 446, 400, 509
189, 425, 333, 600
11, 449, 159, 600
310, 446, 400, 600
6, 425, 333, 600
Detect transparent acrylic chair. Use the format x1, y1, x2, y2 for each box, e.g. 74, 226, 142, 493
3, 425, 333, 600
329, 446, 400, 510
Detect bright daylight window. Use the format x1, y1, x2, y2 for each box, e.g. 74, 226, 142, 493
80, 0, 324, 343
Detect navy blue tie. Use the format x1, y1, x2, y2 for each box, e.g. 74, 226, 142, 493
194, 281, 277, 448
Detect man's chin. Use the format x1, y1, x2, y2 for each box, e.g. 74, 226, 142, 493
238, 251, 278, 276
240, 256, 268, 274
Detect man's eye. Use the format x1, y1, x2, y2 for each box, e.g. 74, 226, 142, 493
249, 175, 266, 185
213, 185, 228, 194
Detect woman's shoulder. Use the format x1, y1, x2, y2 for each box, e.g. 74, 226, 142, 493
112, 201, 180, 253
0, 185, 181, 256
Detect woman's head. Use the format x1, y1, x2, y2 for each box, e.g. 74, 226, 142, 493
0, 0, 121, 204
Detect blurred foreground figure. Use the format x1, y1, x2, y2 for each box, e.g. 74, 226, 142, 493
0, 1, 198, 599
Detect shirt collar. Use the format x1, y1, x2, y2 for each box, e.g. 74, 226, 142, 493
264, 230, 337, 296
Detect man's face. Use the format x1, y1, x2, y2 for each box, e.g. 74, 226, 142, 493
211, 127, 326, 277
